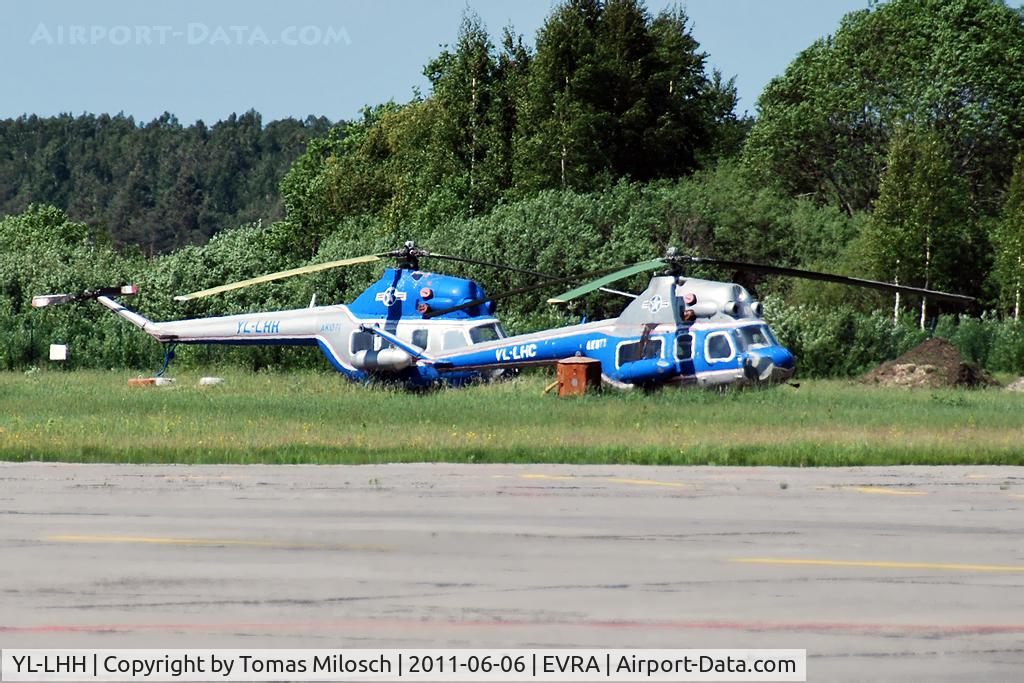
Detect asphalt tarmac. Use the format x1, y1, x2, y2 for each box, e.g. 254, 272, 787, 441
1, 462, 1022, 681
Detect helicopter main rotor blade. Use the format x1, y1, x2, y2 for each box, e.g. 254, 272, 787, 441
687, 257, 975, 305
546, 259, 666, 304
422, 253, 635, 299
424, 252, 574, 280
424, 263, 636, 319
174, 255, 381, 301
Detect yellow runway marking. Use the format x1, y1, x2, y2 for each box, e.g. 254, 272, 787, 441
732, 558, 1024, 573
1009, 494, 1024, 500
45, 535, 391, 552
845, 486, 926, 496
518, 474, 688, 488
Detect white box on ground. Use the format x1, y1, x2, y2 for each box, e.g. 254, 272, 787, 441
48, 344, 67, 361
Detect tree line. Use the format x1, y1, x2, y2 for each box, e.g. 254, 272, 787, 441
278, 1, 746, 257
3, 0, 1024, 375
0, 111, 331, 253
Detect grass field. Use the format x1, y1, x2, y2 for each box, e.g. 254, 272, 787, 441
1, 370, 1023, 466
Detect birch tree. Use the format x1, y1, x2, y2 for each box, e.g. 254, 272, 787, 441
993, 153, 1024, 320
865, 126, 969, 328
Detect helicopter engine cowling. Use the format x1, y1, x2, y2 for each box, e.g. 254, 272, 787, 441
352, 348, 415, 371
688, 301, 719, 317
418, 297, 497, 318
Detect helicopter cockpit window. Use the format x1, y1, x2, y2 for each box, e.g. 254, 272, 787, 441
675, 334, 693, 360
410, 329, 429, 350
469, 323, 504, 344
617, 338, 663, 366
762, 325, 780, 346
736, 326, 770, 349
705, 332, 735, 362
442, 329, 468, 350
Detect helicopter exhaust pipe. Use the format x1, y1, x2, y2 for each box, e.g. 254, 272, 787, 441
351, 349, 415, 371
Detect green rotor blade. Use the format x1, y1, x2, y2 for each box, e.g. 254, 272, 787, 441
174, 254, 380, 301
547, 259, 665, 304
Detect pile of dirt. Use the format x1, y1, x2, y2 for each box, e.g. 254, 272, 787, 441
861, 337, 998, 389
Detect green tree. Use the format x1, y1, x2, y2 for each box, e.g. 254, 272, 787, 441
424, 12, 500, 214
514, 0, 604, 192
277, 2, 740, 242
0, 112, 330, 253
744, 0, 1024, 214
862, 126, 972, 327
993, 153, 1024, 319
0, 204, 150, 369
278, 104, 425, 252
513, 1, 727, 194
483, 28, 532, 198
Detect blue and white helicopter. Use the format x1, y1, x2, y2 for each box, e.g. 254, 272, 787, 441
33, 243, 540, 387
419, 249, 974, 389
33, 244, 973, 390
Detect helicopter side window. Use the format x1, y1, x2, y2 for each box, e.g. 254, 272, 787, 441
410, 329, 429, 350
676, 334, 693, 360
443, 329, 468, 350
351, 330, 392, 354
351, 331, 374, 354
705, 332, 735, 363
469, 324, 503, 344
617, 338, 663, 367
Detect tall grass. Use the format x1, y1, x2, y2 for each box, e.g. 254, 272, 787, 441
1, 370, 1022, 465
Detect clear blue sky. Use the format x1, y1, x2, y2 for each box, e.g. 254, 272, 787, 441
0, 0, 874, 124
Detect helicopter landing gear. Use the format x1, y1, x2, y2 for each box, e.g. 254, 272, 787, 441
155, 342, 178, 378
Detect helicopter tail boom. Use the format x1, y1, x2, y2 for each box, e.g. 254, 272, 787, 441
95, 294, 323, 347
96, 296, 163, 338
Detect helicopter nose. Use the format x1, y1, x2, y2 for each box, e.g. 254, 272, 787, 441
771, 346, 796, 370
746, 347, 796, 383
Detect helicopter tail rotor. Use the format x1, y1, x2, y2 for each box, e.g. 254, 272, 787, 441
32, 284, 139, 308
